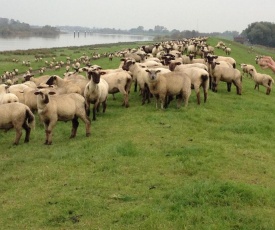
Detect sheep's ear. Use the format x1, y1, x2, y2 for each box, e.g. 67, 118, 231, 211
34, 91, 40, 95
216, 62, 221, 65
145, 69, 150, 73
156, 70, 161, 74
176, 62, 181, 66
49, 91, 56, 95
121, 58, 125, 61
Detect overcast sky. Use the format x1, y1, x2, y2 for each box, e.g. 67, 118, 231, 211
2, 0, 275, 33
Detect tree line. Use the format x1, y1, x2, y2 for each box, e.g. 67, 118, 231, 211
241, 21, 275, 47
0, 18, 60, 36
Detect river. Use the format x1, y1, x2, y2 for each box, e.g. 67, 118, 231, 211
0, 33, 154, 51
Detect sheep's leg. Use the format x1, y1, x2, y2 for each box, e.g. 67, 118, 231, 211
194, 86, 200, 105
22, 121, 31, 143
13, 127, 22, 145
134, 80, 137, 92
79, 115, 91, 137
70, 116, 79, 138
85, 100, 91, 117
176, 94, 183, 109
93, 100, 100, 121
209, 76, 212, 89
154, 95, 160, 109
44, 120, 56, 145
118, 86, 129, 108
102, 100, 107, 113
227, 83, 232, 92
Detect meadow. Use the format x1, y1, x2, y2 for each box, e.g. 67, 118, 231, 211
1, 38, 275, 229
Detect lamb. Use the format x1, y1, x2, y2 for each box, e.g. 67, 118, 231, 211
145, 69, 191, 109
224, 46, 231, 55
169, 64, 209, 104
0, 84, 19, 104
248, 68, 274, 95
210, 62, 242, 95
34, 88, 91, 145
0, 102, 35, 145
100, 70, 133, 108
84, 68, 109, 120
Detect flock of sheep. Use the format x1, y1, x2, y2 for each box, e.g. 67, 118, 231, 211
0, 37, 274, 145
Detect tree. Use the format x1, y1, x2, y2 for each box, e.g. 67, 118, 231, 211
242, 21, 275, 47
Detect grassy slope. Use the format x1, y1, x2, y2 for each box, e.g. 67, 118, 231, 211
1, 38, 275, 229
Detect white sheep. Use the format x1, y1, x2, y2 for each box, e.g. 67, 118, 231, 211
210, 62, 242, 95
145, 69, 191, 109
84, 68, 109, 120
121, 58, 151, 104
100, 70, 133, 108
0, 84, 19, 104
0, 102, 35, 145
34, 89, 91, 145
248, 68, 274, 95
169, 63, 209, 104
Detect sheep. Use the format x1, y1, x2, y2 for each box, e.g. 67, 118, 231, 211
187, 42, 199, 56
0, 102, 35, 145
0, 84, 19, 104
206, 54, 235, 90
121, 58, 152, 104
240, 63, 256, 77
169, 61, 208, 71
100, 70, 133, 108
44, 75, 83, 95
248, 68, 274, 95
34, 89, 91, 145
169, 63, 209, 104
145, 69, 191, 109
23, 74, 51, 86
187, 54, 206, 64
210, 62, 242, 95
224, 46, 231, 55
84, 68, 109, 120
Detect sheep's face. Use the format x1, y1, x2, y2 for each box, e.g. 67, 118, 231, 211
146, 69, 161, 81
34, 89, 56, 104
87, 70, 101, 83
122, 59, 134, 71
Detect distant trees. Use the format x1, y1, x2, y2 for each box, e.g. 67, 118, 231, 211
241, 22, 275, 47
0, 18, 59, 36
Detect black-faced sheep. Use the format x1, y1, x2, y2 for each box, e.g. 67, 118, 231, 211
0, 102, 35, 145
145, 69, 191, 109
34, 89, 91, 145
84, 68, 109, 120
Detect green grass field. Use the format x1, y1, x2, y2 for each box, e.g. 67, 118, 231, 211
1, 37, 275, 229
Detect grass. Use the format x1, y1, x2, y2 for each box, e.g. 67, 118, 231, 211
1, 38, 275, 229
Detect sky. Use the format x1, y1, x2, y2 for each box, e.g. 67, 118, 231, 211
2, 0, 275, 33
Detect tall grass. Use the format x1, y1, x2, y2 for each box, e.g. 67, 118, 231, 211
1, 38, 275, 229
